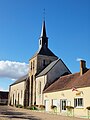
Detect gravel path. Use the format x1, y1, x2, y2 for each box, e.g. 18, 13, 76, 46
0, 105, 86, 120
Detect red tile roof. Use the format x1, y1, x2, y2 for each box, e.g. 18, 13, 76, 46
44, 69, 90, 93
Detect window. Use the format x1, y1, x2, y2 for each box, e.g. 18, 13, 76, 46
33, 61, 35, 69
31, 62, 32, 70
40, 40, 41, 45
18, 93, 19, 104
39, 81, 41, 94
43, 60, 45, 67
21, 90, 22, 99
74, 98, 83, 107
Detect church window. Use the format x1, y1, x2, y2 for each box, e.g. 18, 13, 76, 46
13, 94, 14, 105
18, 93, 19, 104
40, 40, 41, 45
31, 62, 32, 70
43, 60, 45, 67
39, 81, 41, 94
16, 91, 17, 97
21, 90, 22, 99
33, 60, 35, 69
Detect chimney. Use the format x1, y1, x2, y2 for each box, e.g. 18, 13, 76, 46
80, 60, 86, 75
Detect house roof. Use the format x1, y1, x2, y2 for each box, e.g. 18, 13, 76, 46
44, 69, 90, 93
10, 74, 29, 86
0, 91, 9, 99
36, 59, 59, 77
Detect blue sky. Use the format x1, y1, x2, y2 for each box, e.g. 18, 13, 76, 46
0, 0, 90, 91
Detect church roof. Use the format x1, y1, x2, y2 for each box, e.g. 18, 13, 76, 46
10, 74, 29, 86
36, 59, 59, 77
44, 69, 90, 93
30, 47, 58, 60
38, 47, 57, 56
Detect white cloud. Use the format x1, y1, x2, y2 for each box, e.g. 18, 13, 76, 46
0, 60, 29, 79
76, 58, 84, 62
0, 87, 3, 91
0, 87, 8, 92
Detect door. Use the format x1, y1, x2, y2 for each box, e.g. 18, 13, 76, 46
61, 99, 67, 112
45, 100, 49, 111
53, 99, 57, 107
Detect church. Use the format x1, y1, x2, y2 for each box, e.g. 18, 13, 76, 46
8, 20, 71, 107
8, 20, 90, 118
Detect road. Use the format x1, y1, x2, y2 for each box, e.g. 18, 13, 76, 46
0, 105, 86, 120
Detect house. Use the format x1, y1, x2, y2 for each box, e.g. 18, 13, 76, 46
43, 60, 90, 117
8, 20, 71, 107
0, 91, 9, 105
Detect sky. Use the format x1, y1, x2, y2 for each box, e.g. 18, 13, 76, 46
0, 0, 90, 91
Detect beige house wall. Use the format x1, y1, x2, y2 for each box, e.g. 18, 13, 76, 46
9, 81, 25, 106
44, 87, 90, 117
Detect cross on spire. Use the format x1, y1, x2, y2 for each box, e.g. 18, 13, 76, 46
43, 8, 45, 21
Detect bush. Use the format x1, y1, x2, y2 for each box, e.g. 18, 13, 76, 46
66, 106, 74, 110
86, 106, 90, 110
51, 105, 57, 109
27, 105, 38, 110
39, 105, 45, 110
86, 106, 90, 119
66, 106, 74, 116
16, 104, 23, 108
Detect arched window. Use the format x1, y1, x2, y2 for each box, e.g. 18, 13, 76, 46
39, 81, 41, 94
21, 90, 22, 99
33, 60, 35, 69
43, 60, 45, 67
18, 93, 19, 104
31, 62, 32, 70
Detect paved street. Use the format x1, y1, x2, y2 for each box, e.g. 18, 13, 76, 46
0, 105, 86, 120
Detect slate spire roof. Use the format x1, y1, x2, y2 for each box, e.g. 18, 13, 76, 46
40, 20, 47, 38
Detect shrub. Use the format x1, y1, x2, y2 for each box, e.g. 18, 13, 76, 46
66, 106, 74, 116
51, 105, 57, 109
39, 105, 45, 110
27, 105, 38, 110
86, 106, 90, 110
66, 106, 74, 110
16, 104, 23, 108
86, 106, 90, 119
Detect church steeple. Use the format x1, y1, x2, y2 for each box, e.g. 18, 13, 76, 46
39, 20, 48, 49
40, 20, 47, 37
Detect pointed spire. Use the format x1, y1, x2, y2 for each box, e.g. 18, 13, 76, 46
39, 20, 48, 50
40, 20, 47, 37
